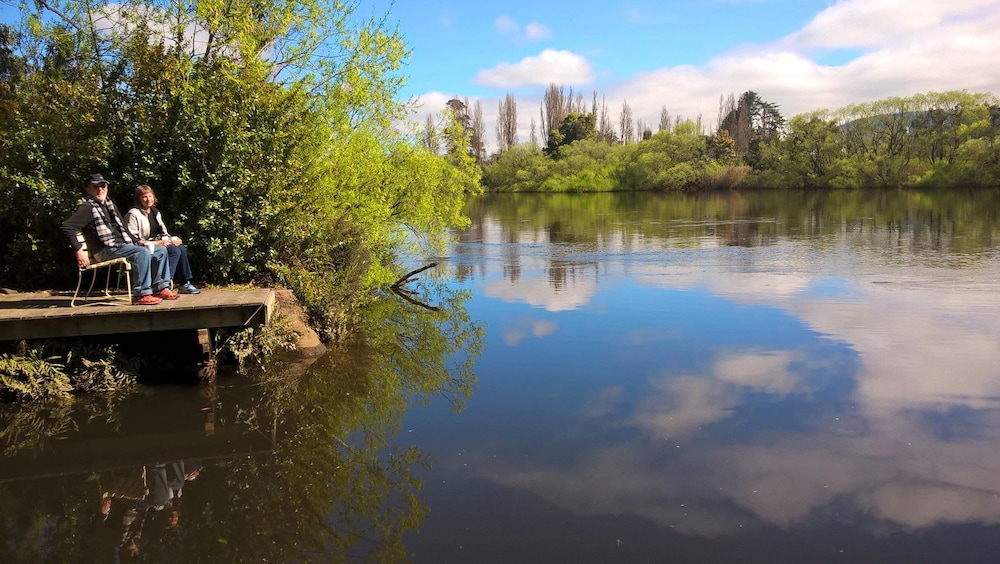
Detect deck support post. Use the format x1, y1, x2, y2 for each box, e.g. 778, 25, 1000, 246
196, 328, 217, 381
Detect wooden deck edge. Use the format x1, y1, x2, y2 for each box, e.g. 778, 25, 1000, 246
0, 289, 277, 341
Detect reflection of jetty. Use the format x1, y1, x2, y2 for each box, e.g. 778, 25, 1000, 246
0, 378, 274, 482
0, 288, 275, 341
0, 422, 273, 483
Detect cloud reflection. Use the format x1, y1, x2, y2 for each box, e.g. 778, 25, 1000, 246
483, 277, 596, 312
502, 317, 558, 346
465, 261, 1000, 537
454, 201, 1000, 538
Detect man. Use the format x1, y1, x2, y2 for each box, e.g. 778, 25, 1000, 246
62, 173, 179, 305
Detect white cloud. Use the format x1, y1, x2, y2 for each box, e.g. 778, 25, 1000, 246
785, 0, 998, 49
473, 1, 998, 144
409, 90, 452, 114
494, 16, 552, 43
415, 1, 1000, 153
494, 15, 520, 35
611, 0, 1000, 130
475, 49, 595, 88
523, 22, 552, 41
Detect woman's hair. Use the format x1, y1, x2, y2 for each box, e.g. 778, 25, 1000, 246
133, 185, 156, 208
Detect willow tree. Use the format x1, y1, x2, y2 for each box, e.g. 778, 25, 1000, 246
0, 0, 474, 338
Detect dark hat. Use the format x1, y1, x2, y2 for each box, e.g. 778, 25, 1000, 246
85, 173, 108, 186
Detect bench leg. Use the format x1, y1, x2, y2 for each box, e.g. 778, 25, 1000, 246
121, 264, 133, 303
71, 271, 86, 307
82, 268, 98, 302
102, 265, 116, 298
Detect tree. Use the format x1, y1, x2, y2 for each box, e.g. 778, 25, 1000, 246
541, 83, 569, 143
0, 0, 476, 339
496, 92, 518, 153
707, 129, 737, 165
596, 95, 616, 144
470, 100, 486, 164
619, 100, 635, 145
422, 114, 439, 153
659, 106, 671, 133
544, 112, 595, 156
718, 90, 786, 166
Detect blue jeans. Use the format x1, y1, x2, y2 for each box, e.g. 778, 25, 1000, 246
166, 244, 194, 283
98, 244, 171, 296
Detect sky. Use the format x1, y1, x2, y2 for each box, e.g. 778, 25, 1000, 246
3, 0, 999, 153
375, 0, 1000, 151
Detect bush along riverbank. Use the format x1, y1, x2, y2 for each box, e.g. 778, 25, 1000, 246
481, 90, 1000, 193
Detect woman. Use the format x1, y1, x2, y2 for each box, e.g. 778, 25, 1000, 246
125, 185, 201, 294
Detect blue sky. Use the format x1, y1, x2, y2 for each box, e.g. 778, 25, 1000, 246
377, 0, 1000, 150
4, 0, 999, 151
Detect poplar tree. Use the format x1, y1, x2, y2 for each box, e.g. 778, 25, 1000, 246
496, 92, 518, 153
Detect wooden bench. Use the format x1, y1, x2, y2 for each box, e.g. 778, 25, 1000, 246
71, 233, 133, 307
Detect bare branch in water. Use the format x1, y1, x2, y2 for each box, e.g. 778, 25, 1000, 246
391, 263, 438, 288
390, 286, 440, 311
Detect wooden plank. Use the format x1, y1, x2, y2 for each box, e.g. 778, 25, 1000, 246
0, 288, 275, 341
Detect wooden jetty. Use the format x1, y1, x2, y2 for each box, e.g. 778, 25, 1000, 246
0, 288, 275, 341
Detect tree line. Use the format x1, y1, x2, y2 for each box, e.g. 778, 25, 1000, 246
0, 0, 480, 339
475, 86, 1000, 192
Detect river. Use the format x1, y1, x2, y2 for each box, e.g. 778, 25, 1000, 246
3, 189, 1000, 562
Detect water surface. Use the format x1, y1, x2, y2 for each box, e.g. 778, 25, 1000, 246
405, 190, 1000, 562
3, 189, 1000, 562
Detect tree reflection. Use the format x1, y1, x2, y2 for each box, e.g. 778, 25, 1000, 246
466, 190, 1000, 258
0, 282, 484, 562
197, 281, 484, 561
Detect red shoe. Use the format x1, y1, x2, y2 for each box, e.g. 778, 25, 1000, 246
132, 294, 163, 305
157, 288, 180, 300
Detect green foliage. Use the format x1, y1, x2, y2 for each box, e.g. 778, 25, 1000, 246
614, 124, 711, 190
0, 341, 142, 402
485, 90, 1000, 193
482, 143, 552, 191
484, 122, 724, 193
0, 0, 476, 339
0, 351, 72, 401
545, 111, 596, 156
221, 313, 299, 373
65, 344, 139, 395
829, 90, 1000, 187
707, 129, 737, 165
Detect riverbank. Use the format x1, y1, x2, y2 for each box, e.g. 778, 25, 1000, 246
272, 288, 326, 358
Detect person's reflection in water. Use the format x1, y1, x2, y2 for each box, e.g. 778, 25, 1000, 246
166, 459, 202, 500
141, 460, 202, 561
82, 495, 148, 561
84, 460, 203, 561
